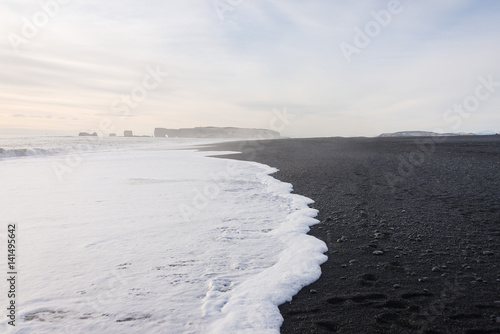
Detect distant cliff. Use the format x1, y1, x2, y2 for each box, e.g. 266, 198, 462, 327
154, 127, 281, 139
379, 131, 475, 137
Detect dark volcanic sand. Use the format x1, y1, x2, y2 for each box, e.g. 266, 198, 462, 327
206, 135, 500, 334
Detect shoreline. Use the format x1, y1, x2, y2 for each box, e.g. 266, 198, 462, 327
206, 135, 500, 333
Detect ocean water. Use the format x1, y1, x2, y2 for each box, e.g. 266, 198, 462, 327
0, 136, 327, 334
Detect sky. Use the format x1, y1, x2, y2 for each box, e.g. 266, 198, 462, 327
1, 0, 499, 137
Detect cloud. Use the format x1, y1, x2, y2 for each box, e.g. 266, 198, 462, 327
11, 113, 52, 118
1, 0, 499, 136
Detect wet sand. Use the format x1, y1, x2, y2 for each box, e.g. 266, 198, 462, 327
208, 135, 500, 334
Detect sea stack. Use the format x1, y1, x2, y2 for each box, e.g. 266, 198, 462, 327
78, 132, 97, 137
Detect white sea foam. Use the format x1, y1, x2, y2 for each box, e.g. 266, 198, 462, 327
0, 138, 327, 333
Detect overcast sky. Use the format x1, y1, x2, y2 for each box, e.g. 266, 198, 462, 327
1, 0, 499, 137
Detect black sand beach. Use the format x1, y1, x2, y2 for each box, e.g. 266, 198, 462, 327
208, 136, 500, 334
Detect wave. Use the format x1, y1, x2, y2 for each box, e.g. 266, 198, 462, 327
0, 147, 65, 159
0, 146, 328, 333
